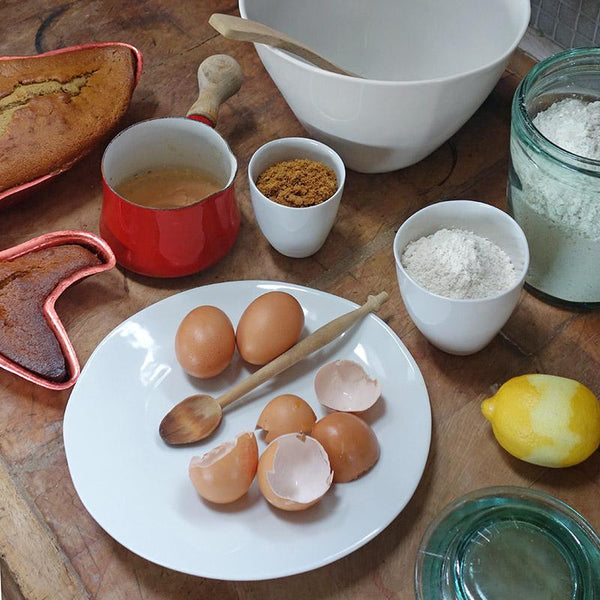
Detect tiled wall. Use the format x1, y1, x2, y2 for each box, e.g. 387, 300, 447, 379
530, 0, 600, 47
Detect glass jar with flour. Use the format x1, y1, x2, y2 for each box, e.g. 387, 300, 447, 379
508, 48, 600, 308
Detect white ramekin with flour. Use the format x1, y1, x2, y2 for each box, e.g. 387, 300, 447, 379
393, 200, 529, 356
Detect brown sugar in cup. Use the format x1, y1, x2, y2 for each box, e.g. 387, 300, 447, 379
248, 137, 346, 258
255, 158, 337, 207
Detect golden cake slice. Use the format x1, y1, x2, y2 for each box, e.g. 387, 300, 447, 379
0, 44, 140, 193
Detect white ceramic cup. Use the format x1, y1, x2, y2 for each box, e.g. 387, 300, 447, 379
248, 137, 345, 258
393, 200, 530, 355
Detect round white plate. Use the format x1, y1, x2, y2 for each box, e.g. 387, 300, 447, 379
64, 281, 431, 581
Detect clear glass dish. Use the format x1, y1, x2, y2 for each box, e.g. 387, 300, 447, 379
507, 48, 600, 308
415, 486, 600, 600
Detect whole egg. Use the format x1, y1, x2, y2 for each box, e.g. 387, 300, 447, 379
236, 291, 304, 365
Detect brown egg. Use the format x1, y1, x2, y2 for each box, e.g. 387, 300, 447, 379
236, 291, 304, 365
189, 432, 258, 504
257, 433, 332, 511
175, 305, 235, 378
311, 413, 379, 483
256, 394, 317, 443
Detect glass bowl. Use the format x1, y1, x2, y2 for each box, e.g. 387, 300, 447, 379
415, 486, 600, 600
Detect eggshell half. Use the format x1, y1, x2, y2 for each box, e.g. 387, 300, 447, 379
311, 413, 379, 483
189, 431, 258, 504
256, 394, 317, 443
314, 359, 381, 412
257, 433, 333, 511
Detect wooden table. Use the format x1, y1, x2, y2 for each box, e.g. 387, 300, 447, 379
1, 3, 598, 599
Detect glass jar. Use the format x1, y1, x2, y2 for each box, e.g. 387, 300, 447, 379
415, 487, 600, 600
507, 48, 600, 308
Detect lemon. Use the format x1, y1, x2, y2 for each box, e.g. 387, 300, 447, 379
481, 374, 600, 468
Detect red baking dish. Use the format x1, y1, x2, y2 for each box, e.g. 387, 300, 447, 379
0, 231, 116, 390
0, 42, 143, 208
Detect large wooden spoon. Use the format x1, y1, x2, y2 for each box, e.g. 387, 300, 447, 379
159, 291, 388, 445
208, 13, 360, 78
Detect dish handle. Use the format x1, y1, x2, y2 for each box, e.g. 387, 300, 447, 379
186, 54, 243, 127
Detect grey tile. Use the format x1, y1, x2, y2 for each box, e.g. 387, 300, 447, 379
573, 32, 595, 46
531, 0, 541, 6
530, 4, 541, 24
581, 0, 600, 19
560, 0, 582, 9
540, 0, 560, 16
555, 22, 576, 46
558, 4, 579, 27
538, 9, 558, 36
577, 13, 597, 38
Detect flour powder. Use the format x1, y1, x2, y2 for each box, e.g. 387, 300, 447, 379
401, 228, 518, 299
533, 98, 600, 162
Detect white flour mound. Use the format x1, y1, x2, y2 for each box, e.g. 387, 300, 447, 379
533, 98, 600, 161
401, 228, 517, 299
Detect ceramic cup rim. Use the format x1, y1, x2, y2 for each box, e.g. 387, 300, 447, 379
101, 116, 238, 212
393, 200, 530, 304
248, 136, 346, 211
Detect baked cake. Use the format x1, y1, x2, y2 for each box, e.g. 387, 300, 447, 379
0, 244, 101, 381
0, 45, 137, 192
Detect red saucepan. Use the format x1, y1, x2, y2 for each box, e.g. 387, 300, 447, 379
99, 54, 243, 278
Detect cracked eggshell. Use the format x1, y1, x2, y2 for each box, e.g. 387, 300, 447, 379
314, 359, 381, 412
257, 433, 333, 511
256, 394, 317, 443
189, 431, 258, 504
311, 413, 380, 483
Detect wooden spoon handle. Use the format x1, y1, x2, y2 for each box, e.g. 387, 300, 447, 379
186, 54, 243, 126
216, 291, 389, 409
209, 13, 358, 78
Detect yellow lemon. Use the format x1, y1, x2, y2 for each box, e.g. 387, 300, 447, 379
481, 374, 600, 468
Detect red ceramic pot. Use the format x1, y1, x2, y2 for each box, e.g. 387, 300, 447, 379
99, 55, 242, 278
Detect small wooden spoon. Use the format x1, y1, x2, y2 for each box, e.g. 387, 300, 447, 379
159, 291, 388, 444
208, 13, 360, 78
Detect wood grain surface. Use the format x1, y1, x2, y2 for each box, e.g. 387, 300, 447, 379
1, 2, 599, 599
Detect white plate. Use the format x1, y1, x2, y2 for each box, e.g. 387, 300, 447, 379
64, 281, 431, 581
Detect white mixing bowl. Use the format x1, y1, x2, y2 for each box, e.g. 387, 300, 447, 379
239, 0, 530, 173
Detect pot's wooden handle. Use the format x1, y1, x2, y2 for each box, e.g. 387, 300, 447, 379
216, 291, 389, 409
209, 13, 359, 78
186, 54, 243, 126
